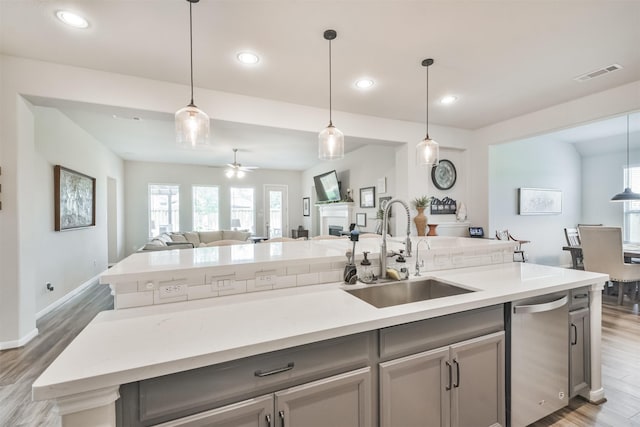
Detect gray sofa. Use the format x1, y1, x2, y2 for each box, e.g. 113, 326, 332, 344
140, 230, 252, 252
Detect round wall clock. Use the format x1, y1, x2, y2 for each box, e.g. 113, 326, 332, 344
431, 159, 457, 190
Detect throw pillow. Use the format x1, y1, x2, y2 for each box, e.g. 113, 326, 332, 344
183, 232, 201, 247
170, 233, 188, 243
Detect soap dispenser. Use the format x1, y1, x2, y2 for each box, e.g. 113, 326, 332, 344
394, 250, 409, 279
359, 251, 375, 283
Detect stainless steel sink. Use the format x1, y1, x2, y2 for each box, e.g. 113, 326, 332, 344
344, 279, 474, 308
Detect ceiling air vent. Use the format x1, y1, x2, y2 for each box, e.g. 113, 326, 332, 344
574, 64, 623, 82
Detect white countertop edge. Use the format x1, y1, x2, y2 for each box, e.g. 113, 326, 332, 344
33, 263, 608, 402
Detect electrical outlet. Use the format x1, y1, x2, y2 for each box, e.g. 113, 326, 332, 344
159, 284, 187, 298
256, 272, 276, 286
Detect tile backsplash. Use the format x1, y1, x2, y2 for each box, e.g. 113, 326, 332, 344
109, 244, 514, 310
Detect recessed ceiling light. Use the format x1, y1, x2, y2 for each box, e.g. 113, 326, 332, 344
55, 10, 89, 29
440, 95, 458, 105
355, 79, 374, 89
237, 52, 260, 65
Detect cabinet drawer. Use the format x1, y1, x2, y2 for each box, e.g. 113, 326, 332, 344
379, 304, 504, 360
569, 287, 590, 311
136, 332, 375, 424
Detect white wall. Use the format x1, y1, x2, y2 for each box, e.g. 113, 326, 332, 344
469, 80, 640, 231
301, 144, 398, 235
489, 139, 582, 265
581, 147, 636, 228
124, 161, 303, 253
33, 106, 125, 311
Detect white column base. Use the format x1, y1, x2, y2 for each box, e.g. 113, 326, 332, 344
55, 386, 120, 427
587, 282, 606, 405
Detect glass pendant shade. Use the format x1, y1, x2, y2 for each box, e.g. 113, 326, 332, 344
319, 124, 344, 160
416, 135, 439, 166
175, 103, 210, 147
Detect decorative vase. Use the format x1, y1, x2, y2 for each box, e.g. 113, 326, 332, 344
414, 207, 427, 236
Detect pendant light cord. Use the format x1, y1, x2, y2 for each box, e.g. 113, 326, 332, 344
627, 115, 630, 187
425, 65, 429, 138
328, 38, 333, 126
189, 1, 194, 105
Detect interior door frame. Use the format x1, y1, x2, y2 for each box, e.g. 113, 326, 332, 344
264, 184, 289, 238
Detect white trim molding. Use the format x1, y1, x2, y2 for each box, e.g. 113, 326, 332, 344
55, 386, 120, 416
0, 327, 39, 350
36, 274, 101, 320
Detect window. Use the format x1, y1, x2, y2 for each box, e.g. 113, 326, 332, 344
148, 184, 179, 237
193, 186, 219, 231
230, 187, 255, 233
623, 166, 640, 243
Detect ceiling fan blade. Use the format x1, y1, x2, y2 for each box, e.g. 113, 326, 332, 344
226, 163, 236, 168
242, 166, 259, 170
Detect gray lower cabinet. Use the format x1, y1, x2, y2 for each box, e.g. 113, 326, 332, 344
153, 367, 372, 427
379, 331, 505, 427
569, 307, 590, 397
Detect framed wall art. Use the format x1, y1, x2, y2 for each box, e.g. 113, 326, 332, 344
360, 186, 375, 208
356, 212, 367, 227
303, 197, 310, 216
54, 165, 96, 231
518, 188, 562, 215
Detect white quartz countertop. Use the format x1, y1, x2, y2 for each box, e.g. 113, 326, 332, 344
33, 262, 607, 401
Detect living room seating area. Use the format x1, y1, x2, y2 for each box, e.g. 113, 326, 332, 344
140, 230, 252, 251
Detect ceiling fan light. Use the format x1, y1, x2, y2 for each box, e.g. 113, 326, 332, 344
237, 170, 246, 178
416, 136, 439, 166
225, 169, 235, 178
319, 124, 344, 160
175, 104, 210, 147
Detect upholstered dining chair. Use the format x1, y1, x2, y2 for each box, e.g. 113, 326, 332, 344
495, 229, 529, 262
579, 226, 640, 305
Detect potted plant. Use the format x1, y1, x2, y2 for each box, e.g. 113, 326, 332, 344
411, 196, 431, 236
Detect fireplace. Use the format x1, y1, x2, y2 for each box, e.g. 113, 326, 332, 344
317, 202, 354, 236
328, 225, 343, 236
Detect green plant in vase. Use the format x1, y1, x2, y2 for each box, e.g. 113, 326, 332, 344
411, 196, 431, 236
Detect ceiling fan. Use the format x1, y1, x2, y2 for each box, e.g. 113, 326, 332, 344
225, 148, 258, 178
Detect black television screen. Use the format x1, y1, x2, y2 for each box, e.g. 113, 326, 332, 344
313, 170, 341, 202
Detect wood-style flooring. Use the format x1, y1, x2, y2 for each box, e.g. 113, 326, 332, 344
0, 286, 639, 426
0, 282, 113, 427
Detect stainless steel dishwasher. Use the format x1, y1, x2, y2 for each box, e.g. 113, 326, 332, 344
508, 291, 569, 427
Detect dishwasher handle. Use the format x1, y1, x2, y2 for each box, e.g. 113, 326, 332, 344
513, 295, 568, 314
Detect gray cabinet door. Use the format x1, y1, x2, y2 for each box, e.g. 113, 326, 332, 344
275, 367, 371, 427
570, 308, 590, 397
153, 395, 273, 427
450, 331, 505, 427
379, 347, 450, 427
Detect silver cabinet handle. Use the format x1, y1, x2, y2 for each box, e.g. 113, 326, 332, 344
453, 359, 460, 388
254, 362, 294, 377
279, 410, 285, 427
573, 293, 588, 299
571, 323, 578, 345
266, 414, 272, 427
513, 295, 568, 314
445, 361, 452, 391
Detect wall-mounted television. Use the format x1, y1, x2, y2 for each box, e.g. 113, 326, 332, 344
313, 170, 342, 203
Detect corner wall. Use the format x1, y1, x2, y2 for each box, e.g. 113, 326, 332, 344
489, 139, 581, 265
33, 106, 124, 313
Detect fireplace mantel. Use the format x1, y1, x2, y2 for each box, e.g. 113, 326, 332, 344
316, 202, 354, 236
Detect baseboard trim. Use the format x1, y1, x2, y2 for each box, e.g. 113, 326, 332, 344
36, 274, 101, 320
0, 327, 39, 350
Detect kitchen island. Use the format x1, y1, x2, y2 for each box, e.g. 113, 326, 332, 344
32, 237, 608, 427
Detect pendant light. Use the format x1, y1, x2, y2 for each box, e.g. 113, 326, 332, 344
318, 29, 344, 160
416, 58, 439, 167
611, 114, 640, 201
175, 0, 210, 147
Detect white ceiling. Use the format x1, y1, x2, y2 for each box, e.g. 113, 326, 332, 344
3, 0, 640, 168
